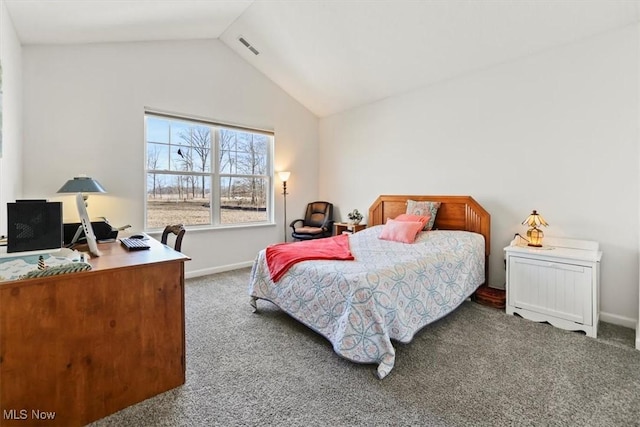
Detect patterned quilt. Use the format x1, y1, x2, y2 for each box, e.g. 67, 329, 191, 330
248, 226, 485, 379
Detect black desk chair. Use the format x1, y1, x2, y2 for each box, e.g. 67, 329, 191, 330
161, 224, 186, 252
290, 201, 334, 241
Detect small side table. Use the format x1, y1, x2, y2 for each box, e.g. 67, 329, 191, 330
333, 222, 366, 236
505, 237, 602, 337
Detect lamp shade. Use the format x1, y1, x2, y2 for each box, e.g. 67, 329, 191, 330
522, 210, 548, 228
278, 171, 291, 182
57, 176, 107, 194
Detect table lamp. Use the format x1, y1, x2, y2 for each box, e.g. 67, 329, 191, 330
57, 175, 107, 206
522, 210, 548, 247
57, 175, 107, 257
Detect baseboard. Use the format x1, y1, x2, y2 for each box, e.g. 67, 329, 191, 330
185, 261, 254, 279
599, 311, 637, 329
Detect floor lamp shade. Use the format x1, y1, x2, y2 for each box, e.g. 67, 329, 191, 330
278, 171, 291, 183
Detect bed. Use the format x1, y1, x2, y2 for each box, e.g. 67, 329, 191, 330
248, 195, 490, 378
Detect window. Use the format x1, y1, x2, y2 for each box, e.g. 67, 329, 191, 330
145, 112, 273, 230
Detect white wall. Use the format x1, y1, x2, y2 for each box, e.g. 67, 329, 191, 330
0, 1, 23, 234
22, 39, 319, 276
319, 26, 639, 326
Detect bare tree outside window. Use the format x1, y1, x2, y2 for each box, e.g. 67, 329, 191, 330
145, 114, 273, 229
179, 127, 210, 199
147, 145, 161, 199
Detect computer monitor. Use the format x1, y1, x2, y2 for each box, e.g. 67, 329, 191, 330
74, 193, 101, 257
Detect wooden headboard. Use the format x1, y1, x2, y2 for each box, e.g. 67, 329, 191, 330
368, 195, 491, 258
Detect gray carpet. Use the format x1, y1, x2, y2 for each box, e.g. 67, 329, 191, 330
90, 268, 640, 426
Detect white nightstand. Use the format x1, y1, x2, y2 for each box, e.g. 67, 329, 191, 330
504, 237, 602, 338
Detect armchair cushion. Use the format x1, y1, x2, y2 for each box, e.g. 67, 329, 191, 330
294, 226, 324, 235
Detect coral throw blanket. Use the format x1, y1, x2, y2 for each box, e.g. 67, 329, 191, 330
266, 234, 354, 282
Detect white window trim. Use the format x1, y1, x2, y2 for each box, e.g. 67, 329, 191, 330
144, 108, 275, 231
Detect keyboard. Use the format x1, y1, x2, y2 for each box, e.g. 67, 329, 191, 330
120, 238, 151, 251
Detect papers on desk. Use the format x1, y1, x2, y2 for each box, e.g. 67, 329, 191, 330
0, 248, 85, 282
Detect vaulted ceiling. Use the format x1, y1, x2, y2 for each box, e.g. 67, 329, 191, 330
5, 0, 640, 117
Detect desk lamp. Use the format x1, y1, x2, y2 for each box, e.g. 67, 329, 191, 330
57, 176, 106, 257
57, 175, 107, 206
522, 210, 548, 247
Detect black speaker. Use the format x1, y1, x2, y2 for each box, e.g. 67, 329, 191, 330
7, 201, 63, 253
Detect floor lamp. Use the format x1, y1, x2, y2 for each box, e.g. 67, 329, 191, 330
278, 171, 290, 242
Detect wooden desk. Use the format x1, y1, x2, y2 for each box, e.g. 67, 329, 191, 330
0, 238, 190, 426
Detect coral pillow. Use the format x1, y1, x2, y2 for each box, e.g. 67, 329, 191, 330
394, 213, 431, 230
379, 218, 424, 244
406, 200, 441, 230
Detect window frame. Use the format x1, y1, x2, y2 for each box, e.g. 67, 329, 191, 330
144, 109, 275, 231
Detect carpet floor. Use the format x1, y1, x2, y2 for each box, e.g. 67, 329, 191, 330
90, 268, 640, 426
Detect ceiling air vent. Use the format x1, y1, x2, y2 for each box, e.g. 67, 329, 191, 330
238, 36, 260, 56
